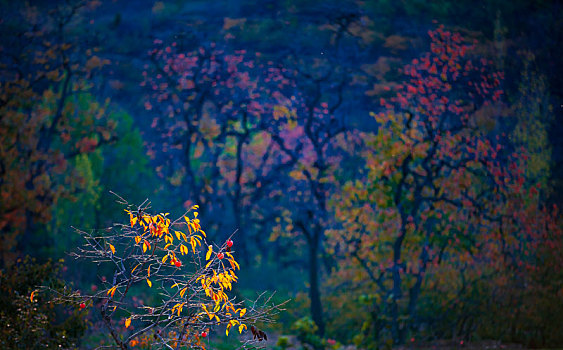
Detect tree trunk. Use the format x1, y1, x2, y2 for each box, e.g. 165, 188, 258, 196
309, 237, 325, 335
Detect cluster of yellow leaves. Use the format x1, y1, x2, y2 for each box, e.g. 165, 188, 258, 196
226, 319, 247, 336
126, 210, 171, 238
200, 302, 247, 335
126, 205, 247, 335
126, 209, 203, 271
197, 243, 245, 334
122, 206, 247, 339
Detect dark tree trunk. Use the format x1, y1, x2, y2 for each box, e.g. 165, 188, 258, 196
309, 236, 325, 335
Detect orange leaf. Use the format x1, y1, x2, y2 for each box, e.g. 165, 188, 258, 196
107, 286, 117, 298
125, 317, 131, 328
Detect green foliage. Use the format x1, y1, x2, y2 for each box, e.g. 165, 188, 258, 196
0, 257, 87, 349
292, 316, 324, 350
95, 108, 158, 221
276, 335, 292, 350
510, 53, 552, 194
47, 104, 155, 261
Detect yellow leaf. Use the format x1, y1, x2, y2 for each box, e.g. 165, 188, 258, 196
180, 287, 188, 298
175, 230, 181, 240
131, 264, 141, 274
162, 254, 169, 263
143, 241, 148, 253
226, 324, 231, 336
239, 308, 246, 317
125, 317, 131, 328
173, 302, 184, 316
109, 244, 115, 254
135, 236, 141, 244
148, 266, 151, 277
238, 323, 247, 334
171, 283, 179, 289
206, 245, 213, 260
147, 279, 152, 288
30, 290, 36, 303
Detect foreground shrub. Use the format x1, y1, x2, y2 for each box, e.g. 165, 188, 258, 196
50, 198, 281, 349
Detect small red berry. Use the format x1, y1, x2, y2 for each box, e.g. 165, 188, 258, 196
175, 260, 182, 267
79, 302, 86, 309
226, 239, 233, 248
217, 253, 224, 260
201, 331, 207, 338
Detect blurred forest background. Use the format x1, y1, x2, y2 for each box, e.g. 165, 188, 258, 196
1, 0, 562, 349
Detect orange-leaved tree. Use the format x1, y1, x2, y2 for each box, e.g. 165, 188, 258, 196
0, 0, 115, 266
327, 26, 512, 345
51, 197, 280, 349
